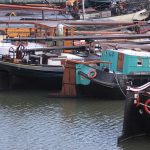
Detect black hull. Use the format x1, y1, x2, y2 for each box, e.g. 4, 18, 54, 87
118, 91, 150, 142
0, 61, 63, 90
76, 83, 124, 99
76, 70, 150, 99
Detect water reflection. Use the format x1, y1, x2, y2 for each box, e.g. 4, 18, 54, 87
0, 89, 148, 150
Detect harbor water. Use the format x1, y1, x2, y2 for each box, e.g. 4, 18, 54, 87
0, 89, 150, 150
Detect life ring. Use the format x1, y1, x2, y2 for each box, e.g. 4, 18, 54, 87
87, 70, 97, 79
144, 99, 150, 114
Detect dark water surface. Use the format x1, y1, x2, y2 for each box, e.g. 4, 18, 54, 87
0, 89, 150, 150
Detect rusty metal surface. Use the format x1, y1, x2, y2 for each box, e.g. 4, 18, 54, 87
23, 46, 87, 52
0, 4, 65, 12
103, 43, 150, 51
63, 21, 146, 26
6, 34, 150, 41
101, 24, 141, 32
75, 31, 134, 35
0, 21, 64, 28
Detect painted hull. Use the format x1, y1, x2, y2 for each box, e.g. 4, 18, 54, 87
118, 89, 150, 142
77, 69, 150, 99
76, 83, 123, 99
0, 61, 63, 89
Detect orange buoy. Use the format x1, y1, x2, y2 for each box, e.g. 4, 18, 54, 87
87, 70, 97, 79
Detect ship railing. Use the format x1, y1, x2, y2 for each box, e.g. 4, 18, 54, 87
127, 82, 150, 92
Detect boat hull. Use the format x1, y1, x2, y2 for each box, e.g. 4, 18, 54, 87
76, 69, 150, 99
76, 83, 123, 99
0, 61, 63, 89
118, 90, 150, 142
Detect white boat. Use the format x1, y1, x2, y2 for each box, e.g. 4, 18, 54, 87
80, 9, 149, 23
106, 9, 149, 23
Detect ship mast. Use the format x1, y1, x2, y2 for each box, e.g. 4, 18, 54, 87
82, 0, 85, 20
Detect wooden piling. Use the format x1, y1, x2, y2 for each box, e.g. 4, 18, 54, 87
60, 60, 77, 97
49, 60, 77, 98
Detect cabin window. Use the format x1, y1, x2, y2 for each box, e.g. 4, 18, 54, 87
137, 58, 143, 66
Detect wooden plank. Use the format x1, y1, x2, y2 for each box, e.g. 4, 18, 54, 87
63, 67, 70, 84
117, 53, 124, 71
69, 68, 76, 84
66, 59, 112, 64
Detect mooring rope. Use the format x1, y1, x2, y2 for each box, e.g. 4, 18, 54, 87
113, 70, 127, 97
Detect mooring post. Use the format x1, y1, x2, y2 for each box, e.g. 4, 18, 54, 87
49, 60, 77, 98
60, 60, 77, 97
42, 10, 45, 20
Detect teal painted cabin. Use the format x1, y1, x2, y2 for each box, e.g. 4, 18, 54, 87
100, 49, 150, 75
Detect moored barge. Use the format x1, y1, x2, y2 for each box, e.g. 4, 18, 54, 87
118, 82, 150, 142
50, 48, 150, 98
